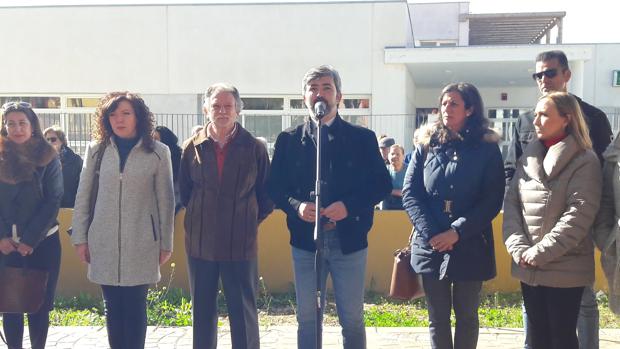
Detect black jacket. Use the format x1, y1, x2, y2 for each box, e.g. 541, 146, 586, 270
504, 95, 612, 181
60, 145, 83, 208
402, 126, 504, 281
268, 115, 392, 254
0, 137, 63, 248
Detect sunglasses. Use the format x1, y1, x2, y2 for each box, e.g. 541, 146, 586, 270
2, 101, 32, 109
532, 68, 558, 81
46, 137, 58, 143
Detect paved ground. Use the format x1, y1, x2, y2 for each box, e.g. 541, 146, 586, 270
4, 326, 620, 348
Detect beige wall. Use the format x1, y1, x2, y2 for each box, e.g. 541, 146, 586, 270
56, 209, 607, 297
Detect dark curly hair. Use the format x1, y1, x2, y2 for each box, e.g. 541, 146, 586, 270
433, 82, 489, 144
92, 92, 154, 152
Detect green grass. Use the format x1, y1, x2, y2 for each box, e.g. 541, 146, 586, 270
3, 288, 617, 328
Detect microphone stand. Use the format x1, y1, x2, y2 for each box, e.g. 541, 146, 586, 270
313, 112, 326, 349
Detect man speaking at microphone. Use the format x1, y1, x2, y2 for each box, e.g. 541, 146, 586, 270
268, 65, 391, 349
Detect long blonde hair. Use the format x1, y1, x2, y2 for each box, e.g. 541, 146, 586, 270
540, 92, 592, 150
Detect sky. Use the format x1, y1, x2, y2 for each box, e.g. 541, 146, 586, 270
416, 0, 619, 44
1, 0, 618, 43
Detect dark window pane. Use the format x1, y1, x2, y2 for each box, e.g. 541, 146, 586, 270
290, 99, 305, 109
242, 98, 283, 110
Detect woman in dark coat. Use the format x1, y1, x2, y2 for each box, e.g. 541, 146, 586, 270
402, 83, 504, 349
0, 102, 63, 349
153, 125, 182, 213
44, 125, 83, 208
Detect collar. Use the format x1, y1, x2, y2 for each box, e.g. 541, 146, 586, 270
193, 122, 238, 146
521, 134, 583, 181
207, 122, 238, 148
302, 114, 342, 144
543, 132, 567, 149
310, 114, 336, 127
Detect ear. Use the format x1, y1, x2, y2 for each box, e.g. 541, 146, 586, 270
563, 113, 571, 129
336, 92, 343, 105
564, 68, 572, 83
466, 107, 474, 117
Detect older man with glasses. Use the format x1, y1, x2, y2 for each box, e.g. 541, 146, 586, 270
504, 50, 613, 349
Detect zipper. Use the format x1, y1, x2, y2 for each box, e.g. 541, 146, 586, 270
114, 141, 138, 285
118, 172, 123, 284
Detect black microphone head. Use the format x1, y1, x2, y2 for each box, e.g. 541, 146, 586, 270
314, 100, 328, 119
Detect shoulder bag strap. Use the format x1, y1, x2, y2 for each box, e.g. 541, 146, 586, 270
87, 141, 107, 231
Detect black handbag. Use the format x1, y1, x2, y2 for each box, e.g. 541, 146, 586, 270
0, 254, 49, 314
389, 228, 425, 300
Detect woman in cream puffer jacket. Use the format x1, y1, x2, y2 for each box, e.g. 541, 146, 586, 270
503, 92, 602, 349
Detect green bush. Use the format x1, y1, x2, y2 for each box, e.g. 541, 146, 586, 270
13, 288, 617, 328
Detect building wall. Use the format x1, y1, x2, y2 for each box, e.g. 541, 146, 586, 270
591, 44, 620, 108
142, 94, 201, 115
409, 2, 467, 44
1, 3, 618, 145
0, 2, 406, 97
0, 6, 170, 94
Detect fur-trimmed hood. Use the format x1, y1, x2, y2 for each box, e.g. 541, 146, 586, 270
0, 136, 57, 184
414, 123, 501, 147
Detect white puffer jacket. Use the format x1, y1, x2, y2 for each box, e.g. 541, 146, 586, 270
503, 135, 601, 288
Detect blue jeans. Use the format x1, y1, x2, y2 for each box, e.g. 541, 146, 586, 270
291, 230, 367, 349
422, 276, 482, 349
523, 285, 599, 349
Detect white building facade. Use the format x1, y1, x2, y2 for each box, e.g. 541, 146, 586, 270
1, 0, 619, 154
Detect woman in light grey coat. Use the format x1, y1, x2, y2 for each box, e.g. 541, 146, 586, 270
593, 134, 620, 315
71, 92, 174, 349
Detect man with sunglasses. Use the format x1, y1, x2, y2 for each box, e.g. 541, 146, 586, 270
505, 50, 613, 349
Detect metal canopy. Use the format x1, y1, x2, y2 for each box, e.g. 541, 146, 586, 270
463, 12, 566, 45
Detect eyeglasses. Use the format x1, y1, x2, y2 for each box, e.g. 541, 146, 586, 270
532, 69, 558, 81
46, 137, 58, 143
2, 101, 32, 109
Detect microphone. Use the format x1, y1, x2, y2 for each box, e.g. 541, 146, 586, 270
314, 100, 328, 119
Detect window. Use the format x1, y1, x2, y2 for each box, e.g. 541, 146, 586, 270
419, 41, 438, 47
242, 98, 284, 111
290, 99, 305, 109
0, 96, 60, 109
418, 40, 458, 47
289, 98, 369, 110
243, 114, 281, 157
487, 108, 530, 158
67, 97, 100, 108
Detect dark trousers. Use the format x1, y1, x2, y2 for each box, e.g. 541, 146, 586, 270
188, 256, 259, 349
101, 284, 149, 349
2, 233, 61, 349
521, 283, 584, 349
422, 276, 482, 349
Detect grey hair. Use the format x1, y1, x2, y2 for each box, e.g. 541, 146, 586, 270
301, 65, 342, 95
202, 83, 244, 114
